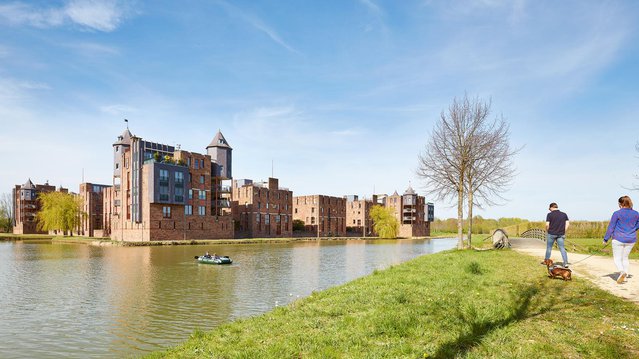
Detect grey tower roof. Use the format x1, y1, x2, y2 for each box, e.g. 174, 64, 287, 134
22, 178, 35, 190
404, 186, 416, 195
207, 130, 232, 150
114, 128, 133, 146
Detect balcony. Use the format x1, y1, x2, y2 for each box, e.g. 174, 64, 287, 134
215, 200, 231, 208
114, 200, 121, 207
216, 185, 231, 193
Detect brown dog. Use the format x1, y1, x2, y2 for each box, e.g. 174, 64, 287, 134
542, 259, 572, 281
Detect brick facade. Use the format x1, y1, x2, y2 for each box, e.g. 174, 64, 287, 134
293, 195, 346, 236
78, 183, 111, 238
107, 128, 234, 241
231, 177, 293, 238
376, 186, 431, 237
345, 195, 377, 236
12, 179, 64, 234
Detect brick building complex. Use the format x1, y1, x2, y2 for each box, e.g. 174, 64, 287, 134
78, 183, 111, 237
107, 128, 234, 241
293, 195, 346, 236
377, 186, 434, 237
231, 177, 293, 238
12, 179, 64, 234
345, 195, 377, 236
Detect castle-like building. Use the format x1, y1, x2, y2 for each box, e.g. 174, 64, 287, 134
11, 128, 434, 240
104, 128, 233, 241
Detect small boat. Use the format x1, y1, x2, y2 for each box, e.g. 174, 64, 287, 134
195, 255, 233, 265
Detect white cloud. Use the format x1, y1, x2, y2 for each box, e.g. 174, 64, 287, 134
100, 104, 137, 116
65, 0, 124, 32
65, 42, 120, 56
0, 1, 130, 32
216, 0, 301, 55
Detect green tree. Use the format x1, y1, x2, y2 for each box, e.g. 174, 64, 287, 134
370, 205, 399, 239
293, 219, 305, 231
0, 193, 13, 233
37, 192, 85, 236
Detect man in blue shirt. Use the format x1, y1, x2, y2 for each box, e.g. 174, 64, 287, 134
545, 202, 570, 267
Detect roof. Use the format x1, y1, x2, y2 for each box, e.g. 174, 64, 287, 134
22, 178, 35, 190
206, 130, 232, 149
404, 185, 416, 195
113, 128, 133, 146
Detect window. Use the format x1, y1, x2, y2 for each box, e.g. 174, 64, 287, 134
175, 172, 184, 186
275, 215, 280, 223
256, 213, 260, 222
200, 175, 205, 184
159, 169, 169, 182
198, 206, 206, 216
294, 208, 297, 214
162, 206, 171, 218
185, 205, 192, 215
159, 185, 169, 201
285, 215, 288, 223
188, 189, 193, 199
115, 163, 119, 169
311, 207, 315, 213
175, 187, 184, 202
194, 159, 199, 169
265, 214, 270, 225
199, 190, 206, 200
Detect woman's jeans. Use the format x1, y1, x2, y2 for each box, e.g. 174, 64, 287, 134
612, 239, 635, 275
545, 234, 568, 265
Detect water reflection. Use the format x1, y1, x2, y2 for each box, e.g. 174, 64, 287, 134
0, 238, 456, 358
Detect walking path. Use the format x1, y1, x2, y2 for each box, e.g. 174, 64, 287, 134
510, 237, 639, 304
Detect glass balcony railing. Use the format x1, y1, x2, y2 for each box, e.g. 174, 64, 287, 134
215, 200, 231, 208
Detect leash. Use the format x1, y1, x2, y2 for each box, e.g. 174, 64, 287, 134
568, 242, 610, 266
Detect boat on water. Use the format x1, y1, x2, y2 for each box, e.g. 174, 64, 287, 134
195, 255, 233, 265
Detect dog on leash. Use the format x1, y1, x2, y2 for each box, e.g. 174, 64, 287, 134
542, 259, 572, 281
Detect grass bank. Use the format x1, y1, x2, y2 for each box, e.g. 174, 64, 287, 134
147, 250, 639, 358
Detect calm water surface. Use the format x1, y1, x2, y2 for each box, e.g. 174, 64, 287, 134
0, 238, 456, 358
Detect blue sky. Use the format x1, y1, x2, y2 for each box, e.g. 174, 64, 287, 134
1, 0, 639, 221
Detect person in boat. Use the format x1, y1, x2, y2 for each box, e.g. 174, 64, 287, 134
204, 252, 212, 259
212, 253, 220, 260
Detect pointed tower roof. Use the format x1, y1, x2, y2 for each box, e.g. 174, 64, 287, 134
206, 130, 232, 150
114, 128, 133, 146
392, 190, 399, 196
22, 178, 35, 190
404, 185, 416, 195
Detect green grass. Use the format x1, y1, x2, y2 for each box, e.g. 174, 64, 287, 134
146, 250, 639, 359
564, 238, 639, 260
0, 233, 53, 240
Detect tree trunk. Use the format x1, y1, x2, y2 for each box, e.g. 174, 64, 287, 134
467, 191, 473, 249
457, 184, 464, 249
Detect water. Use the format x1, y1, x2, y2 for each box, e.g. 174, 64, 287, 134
0, 238, 457, 358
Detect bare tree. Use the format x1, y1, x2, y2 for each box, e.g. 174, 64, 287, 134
0, 193, 13, 233
464, 111, 518, 247
417, 94, 517, 249
417, 95, 485, 249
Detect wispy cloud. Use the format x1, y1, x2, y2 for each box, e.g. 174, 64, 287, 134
358, 0, 388, 35
216, 0, 301, 55
100, 104, 137, 116
65, 42, 120, 56
0, 1, 131, 32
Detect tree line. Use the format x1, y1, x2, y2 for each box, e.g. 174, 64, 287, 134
432, 217, 611, 239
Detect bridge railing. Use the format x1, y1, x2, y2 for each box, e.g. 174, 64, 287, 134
497, 223, 544, 237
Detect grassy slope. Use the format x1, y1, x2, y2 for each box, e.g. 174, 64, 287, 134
147, 250, 639, 359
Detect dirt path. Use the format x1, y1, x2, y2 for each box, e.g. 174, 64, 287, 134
510, 238, 639, 304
